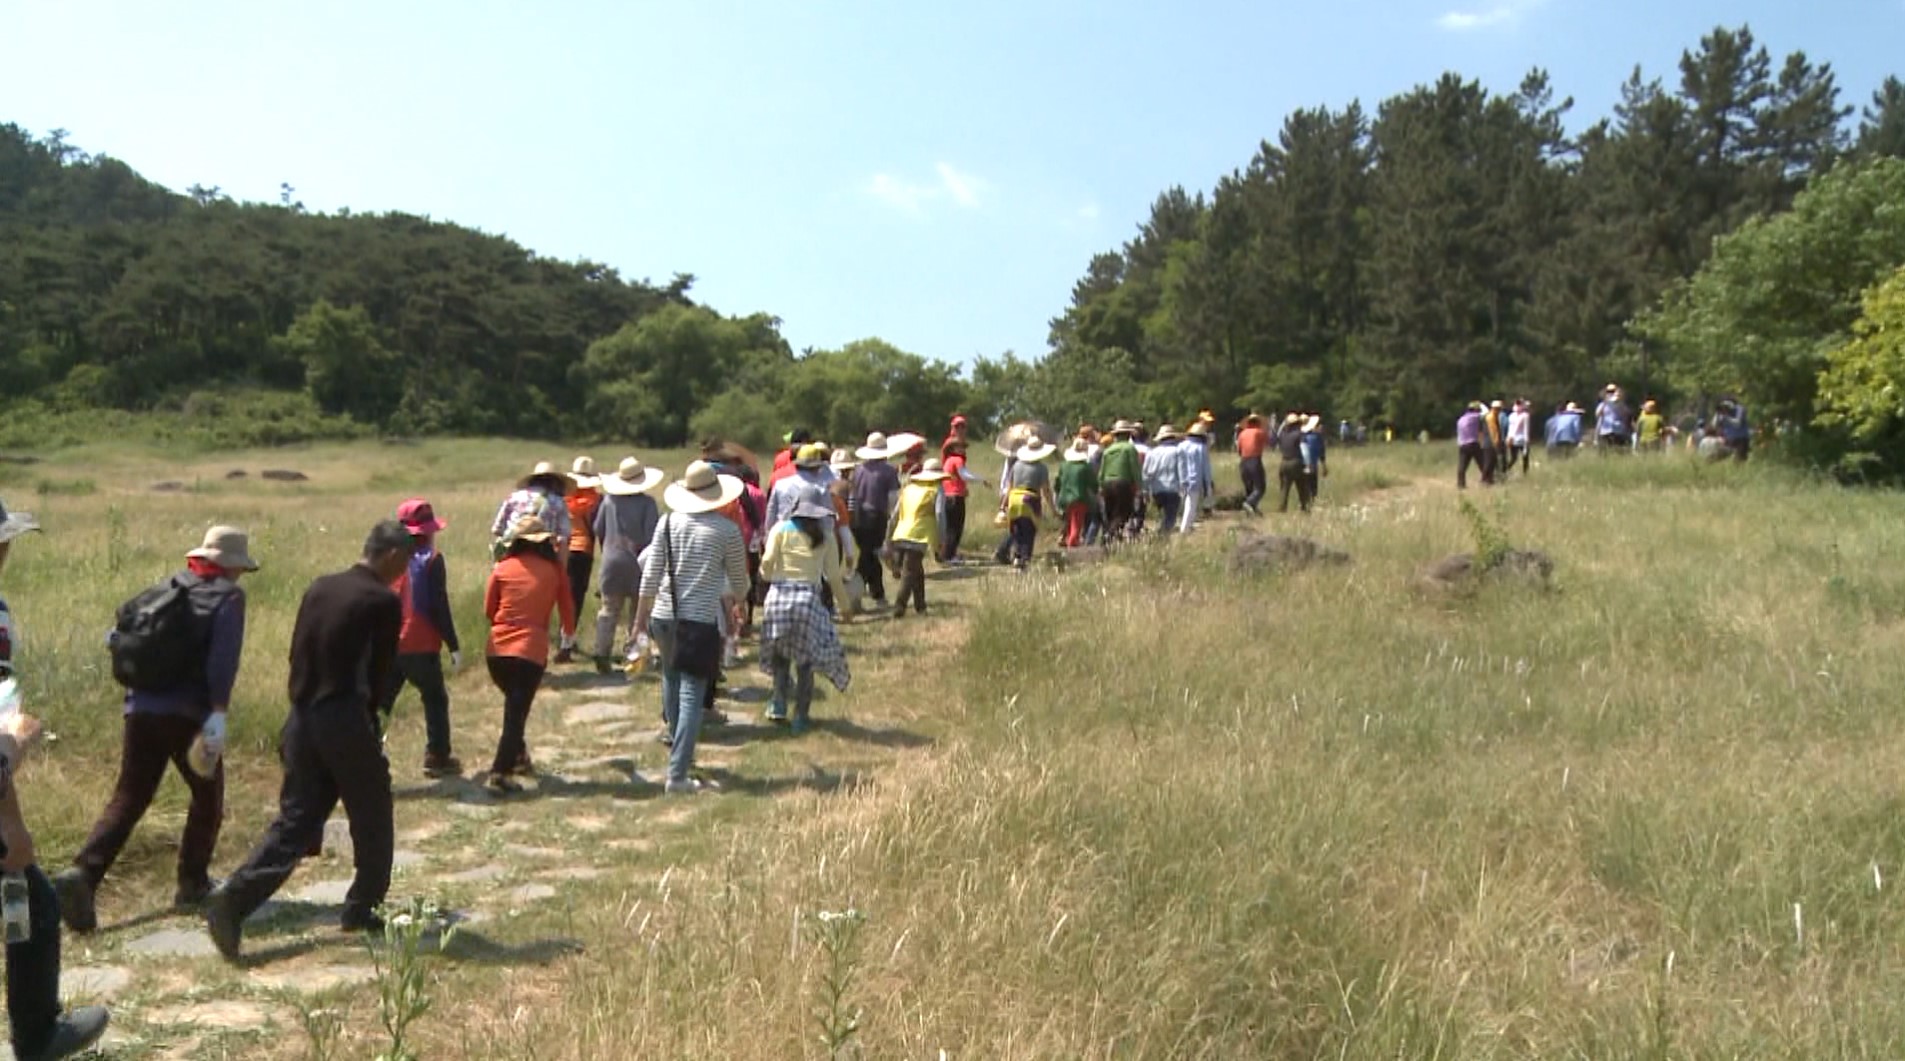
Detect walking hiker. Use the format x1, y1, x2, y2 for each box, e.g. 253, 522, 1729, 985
56, 527, 257, 933
1178, 421, 1214, 533
1236, 414, 1269, 516
1098, 421, 1143, 541
938, 436, 981, 563
849, 433, 901, 610
1717, 398, 1751, 461
1275, 414, 1313, 514
1507, 400, 1532, 474
1057, 438, 1098, 548
887, 459, 948, 616
375, 500, 463, 778
769, 429, 814, 487
0, 498, 113, 1059
759, 499, 852, 734
1005, 439, 1058, 570
1144, 425, 1185, 535
592, 457, 663, 674
1456, 402, 1486, 490
1480, 401, 1504, 483
480, 517, 576, 795
1301, 415, 1328, 501
1636, 400, 1668, 452
1547, 402, 1583, 458
1595, 385, 1632, 452
204, 522, 415, 961
766, 444, 834, 531
636, 463, 750, 793
557, 457, 602, 662
490, 462, 571, 560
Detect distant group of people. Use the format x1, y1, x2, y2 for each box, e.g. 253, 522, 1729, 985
1455, 384, 1753, 488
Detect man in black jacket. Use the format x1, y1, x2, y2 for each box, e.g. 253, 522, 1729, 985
204, 522, 414, 962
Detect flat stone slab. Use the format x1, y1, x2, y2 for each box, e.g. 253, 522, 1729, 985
566, 701, 640, 725
250, 964, 376, 993
507, 884, 557, 904
61, 965, 133, 1000
442, 864, 508, 884
145, 999, 276, 1031
321, 817, 354, 859
126, 928, 220, 959
290, 879, 355, 905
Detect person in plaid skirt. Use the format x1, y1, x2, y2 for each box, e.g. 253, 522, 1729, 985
758, 499, 851, 734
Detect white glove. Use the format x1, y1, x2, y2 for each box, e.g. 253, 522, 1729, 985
200, 713, 228, 758
450, 651, 463, 671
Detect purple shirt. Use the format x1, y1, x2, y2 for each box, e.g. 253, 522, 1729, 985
1456, 412, 1483, 447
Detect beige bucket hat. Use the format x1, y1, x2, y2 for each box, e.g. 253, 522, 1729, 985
187, 526, 260, 572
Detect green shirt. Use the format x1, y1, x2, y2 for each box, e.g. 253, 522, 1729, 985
1056, 460, 1098, 507
1099, 440, 1142, 484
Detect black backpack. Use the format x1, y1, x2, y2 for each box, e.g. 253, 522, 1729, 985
109, 574, 231, 692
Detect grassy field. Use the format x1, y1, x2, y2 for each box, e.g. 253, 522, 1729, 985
4, 437, 1905, 1058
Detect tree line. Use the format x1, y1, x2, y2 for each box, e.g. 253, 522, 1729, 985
1027, 24, 1905, 470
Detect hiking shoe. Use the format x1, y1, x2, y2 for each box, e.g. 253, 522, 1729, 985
703, 707, 729, 727
553, 647, 575, 664
16, 1004, 109, 1061
173, 877, 216, 911
339, 907, 385, 935
422, 752, 463, 779
664, 777, 717, 796
789, 716, 811, 737
593, 656, 613, 676
509, 752, 536, 777
484, 773, 523, 797
51, 869, 96, 934
764, 703, 790, 725
204, 888, 244, 963
653, 725, 674, 746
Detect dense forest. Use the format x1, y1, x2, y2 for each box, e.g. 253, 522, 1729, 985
4, 23, 1905, 471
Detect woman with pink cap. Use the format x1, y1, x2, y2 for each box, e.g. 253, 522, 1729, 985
383, 499, 463, 779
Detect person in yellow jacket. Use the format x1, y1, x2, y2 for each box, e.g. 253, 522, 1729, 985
885, 459, 949, 618
758, 499, 851, 734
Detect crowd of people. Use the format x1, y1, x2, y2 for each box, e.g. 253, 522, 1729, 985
1454, 385, 1754, 488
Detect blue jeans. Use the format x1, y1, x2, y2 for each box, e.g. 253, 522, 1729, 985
770, 654, 815, 721
1151, 491, 1181, 535
648, 620, 708, 783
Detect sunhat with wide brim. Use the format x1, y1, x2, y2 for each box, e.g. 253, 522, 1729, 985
518, 461, 571, 497
1111, 419, 1138, 435
396, 498, 448, 535
602, 456, 664, 496
1062, 441, 1092, 463
1016, 440, 1059, 463
911, 458, 951, 482
829, 448, 860, 473
0, 497, 40, 544
1187, 421, 1211, 438
795, 442, 829, 470
569, 456, 601, 489
885, 432, 927, 456
1153, 424, 1182, 443
856, 432, 892, 461
186, 525, 260, 572
1283, 412, 1303, 426
1566, 402, 1584, 413
665, 461, 746, 514
789, 498, 838, 522
503, 515, 556, 546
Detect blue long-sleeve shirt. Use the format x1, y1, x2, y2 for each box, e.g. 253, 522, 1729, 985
1549, 411, 1583, 446
126, 579, 246, 721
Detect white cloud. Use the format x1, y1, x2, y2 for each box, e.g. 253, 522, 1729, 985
865, 163, 988, 214
1435, 0, 1542, 31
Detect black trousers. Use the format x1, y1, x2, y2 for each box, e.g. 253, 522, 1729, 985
564, 552, 593, 641
1509, 443, 1529, 474
1101, 481, 1138, 540
486, 656, 545, 775
1458, 443, 1485, 489
1239, 457, 1268, 509
223, 698, 393, 922
1277, 459, 1314, 513
74, 712, 223, 889
6, 864, 62, 1058
939, 496, 967, 562
385, 652, 453, 756
851, 517, 888, 601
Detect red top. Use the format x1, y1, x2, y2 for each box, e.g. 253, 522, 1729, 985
565, 487, 602, 555
1236, 426, 1269, 460
942, 452, 969, 498
769, 449, 797, 486
484, 552, 576, 666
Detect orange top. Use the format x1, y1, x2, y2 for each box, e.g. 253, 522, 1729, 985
483, 552, 576, 665
1237, 426, 1269, 459
565, 488, 602, 554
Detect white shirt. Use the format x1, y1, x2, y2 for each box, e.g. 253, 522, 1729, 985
1507, 410, 1531, 445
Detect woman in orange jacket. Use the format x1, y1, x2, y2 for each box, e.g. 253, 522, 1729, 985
482, 516, 577, 795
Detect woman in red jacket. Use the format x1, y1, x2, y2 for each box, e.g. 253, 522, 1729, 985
482, 516, 576, 795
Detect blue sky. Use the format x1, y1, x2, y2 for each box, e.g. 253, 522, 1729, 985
1, 0, 1896, 368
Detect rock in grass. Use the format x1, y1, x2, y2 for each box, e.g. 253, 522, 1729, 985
225, 469, 248, 479
1418, 549, 1554, 592
151, 481, 187, 493
1228, 533, 1350, 575
261, 469, 310, 482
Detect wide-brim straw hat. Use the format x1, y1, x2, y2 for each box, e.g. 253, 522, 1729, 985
1016, 440, 1058, 463
504, 515, 555, 546
0, 497, 40, 544
1187, 421, 1211, 438
665, 461, 745, 514
886, 432, 926, 456
569, 456, 601, 489
1283, 413, 1303, 427
830, 448, 860, 473
1062, 442, 1091, 463
856, 432, 892, 461
1111, 419, 1137, 435
186, 525, 260, 572
602, 457, 664, 496
790, 498, 838, 522
1566, 402, 1584, 413
518, 461, 571, 496
911, 458, 951, 482
1153, 425, 1181, 443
